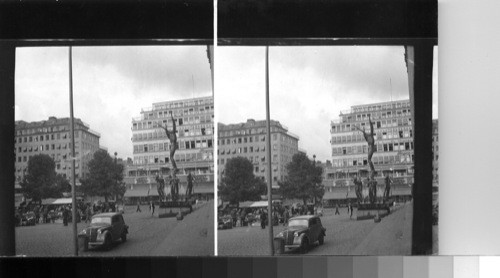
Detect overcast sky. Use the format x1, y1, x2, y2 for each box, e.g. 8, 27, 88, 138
216, 46, 438, 162
15, 46, 212, 159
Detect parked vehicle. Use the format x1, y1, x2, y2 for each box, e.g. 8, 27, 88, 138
274, 215, 326, 254
78, 212, 128, 251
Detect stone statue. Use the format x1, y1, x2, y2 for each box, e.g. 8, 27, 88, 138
159, 112, 179, 202
368, 178, 378, 204
353, 175, 363, 204
185, 172, 194, 200
354, 115, 376, 177
155, 174, 166, 201
383, 173, 392, 202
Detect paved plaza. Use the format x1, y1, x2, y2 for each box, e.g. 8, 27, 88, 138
15, 201, 214, 257
218, 202, 413, 256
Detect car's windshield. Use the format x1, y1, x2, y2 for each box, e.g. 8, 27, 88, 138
288, 219, 308, 227
91, 217, 111, 224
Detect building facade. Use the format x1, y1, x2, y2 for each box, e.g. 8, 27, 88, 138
432, 119, 439, 187
124, 96, 214, 202
217, 119, 299, 188
327, 99, 414, 190
15, 117, 101, 186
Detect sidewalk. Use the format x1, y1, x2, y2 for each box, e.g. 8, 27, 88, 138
151, 200, 214, 256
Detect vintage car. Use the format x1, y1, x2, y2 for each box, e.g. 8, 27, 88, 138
274, 215, 326, 254
218, 215, 233, 230
78, 212, 128, 251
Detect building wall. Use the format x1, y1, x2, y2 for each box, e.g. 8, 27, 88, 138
217, 119, 299, 187
329, 99, 414, 187
14, 117, 100, 185
127, 96, 214, 184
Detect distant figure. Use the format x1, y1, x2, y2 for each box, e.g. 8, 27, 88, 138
260, 210, 267, 229
348, 202, 353, 219
136, 203, 142, 213
150, 202, 155, 216
335, 203, 340, 215
368, 179, 378, 204
62, 206, 68, 226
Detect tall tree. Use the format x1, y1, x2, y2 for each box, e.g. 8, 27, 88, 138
80, 149, 126, 203
20, 154, 65, 202
218, 157, 266, 204
279, 153, 324, 206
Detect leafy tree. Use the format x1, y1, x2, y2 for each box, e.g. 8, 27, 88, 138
20, 154, 65, 202
279, 153, 324, 206
79, 149, 126, 203
218, 156, 266, 204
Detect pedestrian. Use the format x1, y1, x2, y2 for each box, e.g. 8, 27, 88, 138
349, 203, 353, 219
283, 209, 289, 226
136, 203, 142, 212
62, 206, 68, 226
150, 201, 155, 216
335, 203, 340, 215
260, 210, 267, 229
43, 206, 48, 224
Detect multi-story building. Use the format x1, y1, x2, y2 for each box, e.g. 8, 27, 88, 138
432, 119, 439, 187
327, 99, 414, 191
124, 96, 214, 202
217, 119, 299, 188
15, 117, 101, 186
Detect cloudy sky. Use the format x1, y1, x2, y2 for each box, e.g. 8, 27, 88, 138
216, 46, 438, 162
15, 45, 212, 159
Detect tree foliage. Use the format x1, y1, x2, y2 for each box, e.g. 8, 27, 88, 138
279, 153, 324, 205
20, 154, 66, 202
218, 156, 266, 204
79, 149, 126, 202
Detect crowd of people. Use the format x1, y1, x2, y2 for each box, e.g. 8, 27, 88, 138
15, 200, 119, 226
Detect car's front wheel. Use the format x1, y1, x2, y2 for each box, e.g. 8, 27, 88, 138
318, 234, 324, 245
300, 237, 309, 254
121, 232, 127, 243
104, 234, 112, 250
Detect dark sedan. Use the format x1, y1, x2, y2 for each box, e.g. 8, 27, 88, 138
274, 215, 326, 254
78, 212, 128, 251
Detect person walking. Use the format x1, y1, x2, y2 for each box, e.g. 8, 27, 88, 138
150, 201, 155, 216
62, 206, 68, 226
335, 203, 340, 215
348, 203, 353, 219
136, 203, 142, 212
260, 210, 267, 229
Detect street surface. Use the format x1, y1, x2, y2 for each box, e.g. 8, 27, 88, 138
218, 202, 413, 256
15, 200, 214, 256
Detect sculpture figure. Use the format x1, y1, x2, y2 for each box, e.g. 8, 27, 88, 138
159, 112, 179, 202
185, 172, 194, 200
383, 173, 392, 202
155, 174, 166, 201
353, 175, 363, 204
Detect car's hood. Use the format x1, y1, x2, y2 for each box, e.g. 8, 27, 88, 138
282, 226, 308, 234
86, 223, 112, 230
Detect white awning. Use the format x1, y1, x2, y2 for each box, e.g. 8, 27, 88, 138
51, 198, 73, 205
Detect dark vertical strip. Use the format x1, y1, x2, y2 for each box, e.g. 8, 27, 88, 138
0, 42, 16, 256
411, 42, 434, 255
178, 257, 202, 278
303, 257, 327, 278
277, 257, 302, 278
227, 257, 253, 278
265, 45, 274, 256
353, 256, 378, 278
203, 257, 228, 278
150, 257, 177, 278
253, 257, 277, 278
124, 258, 152, 278
327, 256, 353, 278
